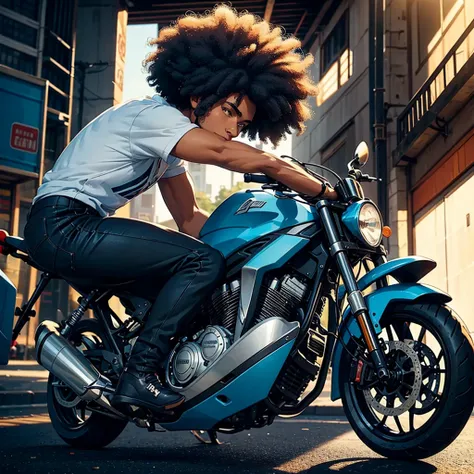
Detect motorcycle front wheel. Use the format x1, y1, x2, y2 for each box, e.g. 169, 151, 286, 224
47, 319, 128, 449
340, 303, 474, 459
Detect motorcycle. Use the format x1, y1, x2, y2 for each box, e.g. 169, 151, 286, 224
0, 142, 473, 459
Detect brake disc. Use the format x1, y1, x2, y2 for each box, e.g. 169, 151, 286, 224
363, 340, 423, 417
410, 340, 441, 414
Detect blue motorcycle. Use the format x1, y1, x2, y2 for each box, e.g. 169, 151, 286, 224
1, 142, 473, 459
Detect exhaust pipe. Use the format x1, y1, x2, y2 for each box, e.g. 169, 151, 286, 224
35, 320, 125, 417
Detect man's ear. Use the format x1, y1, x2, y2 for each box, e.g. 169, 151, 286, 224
190, 96, 200, 109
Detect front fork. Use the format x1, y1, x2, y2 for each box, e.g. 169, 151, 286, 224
318, 202, 390, 381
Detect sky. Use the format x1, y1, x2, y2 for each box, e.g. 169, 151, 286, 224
123, 24, 158, 101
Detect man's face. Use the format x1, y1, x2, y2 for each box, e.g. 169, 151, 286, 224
191, 93, 256, 141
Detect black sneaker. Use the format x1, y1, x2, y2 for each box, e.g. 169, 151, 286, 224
112, 369, 185, 413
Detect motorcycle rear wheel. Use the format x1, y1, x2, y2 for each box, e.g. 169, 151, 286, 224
340, 303, 474, 459
47, 319, 128, 449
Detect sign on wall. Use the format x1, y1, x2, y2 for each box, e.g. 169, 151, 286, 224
0, 67, 46, 177
10, 123, 39, 154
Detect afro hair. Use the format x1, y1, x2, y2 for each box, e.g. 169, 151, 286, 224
144, 4, 318, 147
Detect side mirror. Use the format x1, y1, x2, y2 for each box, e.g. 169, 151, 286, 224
353, 141, 369, 168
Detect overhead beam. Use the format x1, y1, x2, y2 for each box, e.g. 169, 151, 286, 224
302, 0, 334, 48
264, 0, 275, 22
293, 10, 307, 36
151, 0, 263, 7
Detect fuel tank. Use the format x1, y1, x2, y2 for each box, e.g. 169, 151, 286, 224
200, 190, 320, 256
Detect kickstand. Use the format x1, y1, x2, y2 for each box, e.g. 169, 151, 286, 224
191, 429, 222, 445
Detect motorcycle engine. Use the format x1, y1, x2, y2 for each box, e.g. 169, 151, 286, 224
166, 325, 232, 389
166, 273, 310, 389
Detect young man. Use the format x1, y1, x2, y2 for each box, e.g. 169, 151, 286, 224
24, 5, 337, 413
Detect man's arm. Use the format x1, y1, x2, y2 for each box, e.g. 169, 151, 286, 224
158, 172, 208, 238
171, 128, 337, 199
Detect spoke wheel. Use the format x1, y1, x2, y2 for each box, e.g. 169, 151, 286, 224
340, 303, 474, 459
47, 319, 128, 448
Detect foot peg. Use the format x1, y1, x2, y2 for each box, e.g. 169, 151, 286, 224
191, 429, 222, 445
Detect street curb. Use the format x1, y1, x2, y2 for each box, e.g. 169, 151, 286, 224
302, 405, 345, 417
0, 390, 47, 407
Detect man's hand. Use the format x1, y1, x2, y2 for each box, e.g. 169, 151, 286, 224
324, 184, 338, 200
158, 172, 208, 238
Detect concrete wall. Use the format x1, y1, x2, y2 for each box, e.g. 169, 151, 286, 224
293, 0, 371, 169
385, 0, 410, 257
73, 0, 128, 136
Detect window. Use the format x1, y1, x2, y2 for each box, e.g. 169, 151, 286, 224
417, 0, 464, 63
418, 0, 441, 62
317, 11, 352, 105
443, 0, 458, 18
0, 14, 37, 48
45, 0, 74, 45
321, 12, 348, 76
0, 43, 36, 75
0, 0, 40, 21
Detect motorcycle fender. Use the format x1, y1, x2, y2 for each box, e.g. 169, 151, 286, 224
330, 283, 451, 401
0, 269, 17, 365
337, 256, 437, 300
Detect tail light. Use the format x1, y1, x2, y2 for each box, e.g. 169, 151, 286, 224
0, 229, 9, 255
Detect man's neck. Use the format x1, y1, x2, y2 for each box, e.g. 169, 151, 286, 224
180, 107, 192, 120
180, 107, 199, 126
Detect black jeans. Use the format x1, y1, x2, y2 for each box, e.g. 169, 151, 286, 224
24, 196, 225, 372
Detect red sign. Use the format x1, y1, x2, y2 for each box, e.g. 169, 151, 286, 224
10, 123, 39, 154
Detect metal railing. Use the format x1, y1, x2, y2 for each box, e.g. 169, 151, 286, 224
397, 18, 474, 148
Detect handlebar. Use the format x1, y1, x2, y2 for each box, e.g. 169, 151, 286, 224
360, 173, 382, 183
243, 173, 276, 184
349, 169, 381, 183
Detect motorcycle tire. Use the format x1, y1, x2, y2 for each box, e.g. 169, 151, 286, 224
340, 303, 474, 459
46, 319, 128, 449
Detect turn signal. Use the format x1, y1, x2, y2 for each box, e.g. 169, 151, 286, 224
382, 226, 392, 238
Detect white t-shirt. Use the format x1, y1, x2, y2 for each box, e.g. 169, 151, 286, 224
33, 95, 198, 216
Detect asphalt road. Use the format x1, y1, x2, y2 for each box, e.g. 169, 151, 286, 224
0, 407, 473, 474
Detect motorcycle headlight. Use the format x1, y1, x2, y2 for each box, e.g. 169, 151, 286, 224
342, 201, 383, 247
358, 203, 383, 246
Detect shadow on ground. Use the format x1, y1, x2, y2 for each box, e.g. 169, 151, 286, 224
0, 419, 438, 474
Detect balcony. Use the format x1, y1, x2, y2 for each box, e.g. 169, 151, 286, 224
393, 18, 474, 165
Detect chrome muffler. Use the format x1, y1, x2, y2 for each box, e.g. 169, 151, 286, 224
35, 320, 125, 417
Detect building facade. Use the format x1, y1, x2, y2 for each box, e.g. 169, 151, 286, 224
0, 0, 77, 352
293, 0, 474, 335
0, 0, 130, 355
